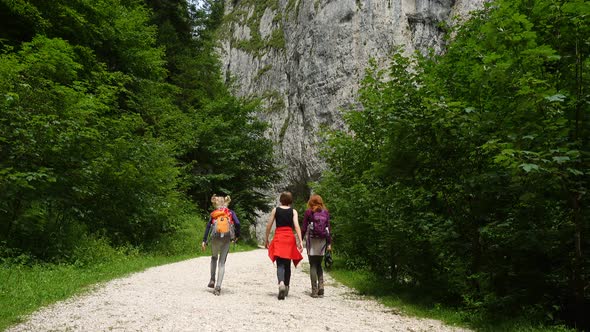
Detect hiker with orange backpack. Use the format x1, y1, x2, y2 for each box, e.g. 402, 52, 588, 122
265, 191, 304, 300
201, 194, 240, 296
301, 194, 332, 298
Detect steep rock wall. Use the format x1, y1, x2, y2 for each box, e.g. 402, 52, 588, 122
218, 0, 485, 238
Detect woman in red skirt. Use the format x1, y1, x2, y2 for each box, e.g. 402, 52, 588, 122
264, 191, 303, 300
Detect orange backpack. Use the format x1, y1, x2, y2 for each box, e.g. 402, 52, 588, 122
210, 208, 235, 239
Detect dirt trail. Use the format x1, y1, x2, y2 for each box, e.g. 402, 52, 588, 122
8, 249, 469, 331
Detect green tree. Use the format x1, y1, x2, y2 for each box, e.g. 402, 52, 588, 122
317, 0, 589, 327
144, 0, 280, 228
0, 34, 181, 257
1, 0, 280, 259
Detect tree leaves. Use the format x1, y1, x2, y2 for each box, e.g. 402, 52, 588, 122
317, 0, 589, 326
519, 163, 540, 172
1, 0, 279, 259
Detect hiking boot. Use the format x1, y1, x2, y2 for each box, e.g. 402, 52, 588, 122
285, 286, 289, 297
278, 284, 286, 300
318, 280, 324, 297
311, 286, 319, 298
207, 279, 215, 288
213, 286, 221, 296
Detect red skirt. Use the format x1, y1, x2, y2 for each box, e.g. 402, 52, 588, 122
268, 226, 303, 267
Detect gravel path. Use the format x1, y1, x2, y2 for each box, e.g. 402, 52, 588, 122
8, 249, 470, 332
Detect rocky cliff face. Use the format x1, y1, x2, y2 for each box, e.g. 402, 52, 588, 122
218, 0, 485, 236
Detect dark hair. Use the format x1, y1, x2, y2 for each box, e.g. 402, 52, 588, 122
279, 192, 293, 205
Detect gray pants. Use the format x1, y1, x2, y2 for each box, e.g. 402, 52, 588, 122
210, 237, 231, 288
309, 255, 324, 288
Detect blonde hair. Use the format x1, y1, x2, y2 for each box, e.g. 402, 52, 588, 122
211, 194, 231, 208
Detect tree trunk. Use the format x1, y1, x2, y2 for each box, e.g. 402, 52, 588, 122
572, 192, 583, 326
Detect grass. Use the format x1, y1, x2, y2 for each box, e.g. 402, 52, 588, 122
327, 257, 574, 332
0, 242, 257, 331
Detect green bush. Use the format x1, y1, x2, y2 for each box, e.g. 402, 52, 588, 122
316, 0, 589, 327
0, 0, 279, 264
146, 213, 204, 256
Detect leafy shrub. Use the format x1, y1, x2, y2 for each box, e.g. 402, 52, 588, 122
317, 0, 589, 327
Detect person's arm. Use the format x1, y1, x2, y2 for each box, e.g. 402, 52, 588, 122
301, 210, 309, 240
264, 208, 276, 248
326, 211, 332, 250
292, 209, 303, 252
202, 218, 212, 251
231, 210, 241, 240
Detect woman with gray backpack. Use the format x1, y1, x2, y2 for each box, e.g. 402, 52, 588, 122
301, 194, 332, 298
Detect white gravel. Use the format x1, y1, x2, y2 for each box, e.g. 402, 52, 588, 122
7, 249, 470, 332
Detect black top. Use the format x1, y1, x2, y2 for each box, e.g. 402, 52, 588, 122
275, 207, 294, 228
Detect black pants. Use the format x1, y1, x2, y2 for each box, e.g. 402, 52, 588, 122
276, 257, 292, 286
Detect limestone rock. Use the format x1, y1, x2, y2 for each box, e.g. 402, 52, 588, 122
218, 0, 486, 239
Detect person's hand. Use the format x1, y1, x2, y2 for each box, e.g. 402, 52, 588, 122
327, 244, 332, 251
201, 242, 206, 251
297, 243, 303, 253
264, 239, 269, 249
232, 237, 239, 244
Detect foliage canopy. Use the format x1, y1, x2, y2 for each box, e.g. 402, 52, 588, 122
316, 0, 589, 327
0, 0, 279, 261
